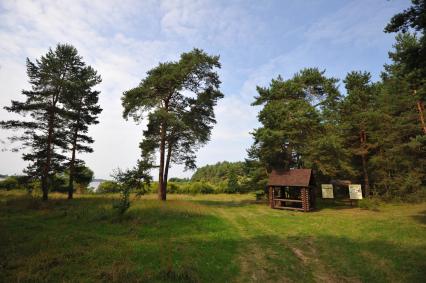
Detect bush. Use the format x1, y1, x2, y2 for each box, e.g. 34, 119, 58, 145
404, 188, 426, 203
254, 190, 266, 201
97, 181, 121, 193
112, 187, 130, 215
0, 177, 19, 190
167, 182, 179, 194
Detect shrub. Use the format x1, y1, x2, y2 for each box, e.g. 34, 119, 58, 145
254, 190, 265, 201
97, 181, 121, 193
112, 186, 130, 215
190, 182, 214, 194
111, 166, 151, 215
50, 174, 68, 192
0, 177, 19, 190
167, 182, 179, 194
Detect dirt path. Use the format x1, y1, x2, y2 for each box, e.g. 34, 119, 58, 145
214, 207, 284, 282
212, 205, 346, 283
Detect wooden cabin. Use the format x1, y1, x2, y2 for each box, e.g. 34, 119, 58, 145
268, 169, 316, 212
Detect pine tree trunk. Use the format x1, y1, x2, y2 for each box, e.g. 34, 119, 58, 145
416, 99, 426, 134
42, 108, 55, 201
412, 90, 426, 134
41, 176, 48, 201
68, 139, 77, 200
158, 122, 166, 201
68, 105, 81, 200
361, 153, 370, 197
360, 130, 370, 197
163, 142, 172, 198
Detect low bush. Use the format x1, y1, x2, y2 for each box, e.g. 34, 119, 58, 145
254, 190, 266, 201
0, 177, 20, 190
97, 181, 121, 193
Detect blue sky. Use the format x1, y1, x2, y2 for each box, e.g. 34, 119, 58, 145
0, 0, 410, 179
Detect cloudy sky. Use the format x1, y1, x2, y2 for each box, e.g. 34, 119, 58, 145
0, 0, 409, 179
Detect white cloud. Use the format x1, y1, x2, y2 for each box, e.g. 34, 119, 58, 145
159, 0, 260, 46
0, 0, 410, 180
303, 0, 401, 47
0, 0, 174, 178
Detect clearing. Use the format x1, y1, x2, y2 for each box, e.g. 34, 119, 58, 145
0, 191, 425, 282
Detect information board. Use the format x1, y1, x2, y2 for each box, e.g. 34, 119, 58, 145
349, 184, 363, 199
321, 184, 334, 198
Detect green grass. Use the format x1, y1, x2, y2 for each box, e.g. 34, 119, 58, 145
0, 191, 425, 282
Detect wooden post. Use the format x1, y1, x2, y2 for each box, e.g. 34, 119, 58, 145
269, 186, 275, 208
301, 188, 306, 212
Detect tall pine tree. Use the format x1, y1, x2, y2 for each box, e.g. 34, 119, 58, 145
64, 62, 102, 199
122, 49, 223, 200
1, 44, 79, 200
341, 71, 380, 197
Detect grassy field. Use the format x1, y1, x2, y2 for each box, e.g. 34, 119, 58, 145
0, 191, 425, 282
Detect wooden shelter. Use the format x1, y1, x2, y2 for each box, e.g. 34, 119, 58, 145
268, 169, 316, 212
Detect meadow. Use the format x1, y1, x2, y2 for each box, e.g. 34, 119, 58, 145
0, 191, 425, 282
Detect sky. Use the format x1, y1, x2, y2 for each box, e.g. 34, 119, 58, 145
0, 0, 411, 179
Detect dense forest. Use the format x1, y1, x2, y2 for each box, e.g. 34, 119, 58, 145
191, 161, 245, 183
186, 1, 426, 201
244, 3, 426, 200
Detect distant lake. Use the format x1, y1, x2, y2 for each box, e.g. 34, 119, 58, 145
89, 180, 102, 191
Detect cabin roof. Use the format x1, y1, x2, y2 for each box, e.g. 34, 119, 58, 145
268, 169, 313, 187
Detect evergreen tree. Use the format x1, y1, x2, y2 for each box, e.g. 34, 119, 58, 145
249, 68, 341, 174
122, 49, 223, 200
226, 168, 239, 193
64, 60, 102, 199
385, 0, 426, 134
1, 44, 81, 200
340, 71, 380, 196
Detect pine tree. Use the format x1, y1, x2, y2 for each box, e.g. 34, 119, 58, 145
340, 71, 380, 197
64, 62, 102, 199
385, 0, 426, 134
249, 68, 341, 174
1, 44, 80, 200
122, 49, 223, 200
227, 168, 239, 193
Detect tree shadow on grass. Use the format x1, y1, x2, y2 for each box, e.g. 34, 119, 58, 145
0, 196, 241, 282
303, 235, 426, 282
1, 194, 425, 282
191, 199, 261, 208
313, 198, 364, 212
411, 210, 426, 225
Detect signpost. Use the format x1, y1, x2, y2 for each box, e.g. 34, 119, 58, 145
321, 184, 334, 199
349, 184, 363, 200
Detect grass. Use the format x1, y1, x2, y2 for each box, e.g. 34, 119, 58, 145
0, 191, 425, 282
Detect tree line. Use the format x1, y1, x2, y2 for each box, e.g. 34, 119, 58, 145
247, 1, 426, 199
1, 0, 424, 202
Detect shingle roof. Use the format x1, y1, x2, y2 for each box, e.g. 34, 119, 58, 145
268, 169, 313, 187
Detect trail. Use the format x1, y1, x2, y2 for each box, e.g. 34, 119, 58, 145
211, 204, 346, 283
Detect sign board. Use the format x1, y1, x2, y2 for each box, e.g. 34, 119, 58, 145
321, 184, 334, 198
349, 184, 363, 200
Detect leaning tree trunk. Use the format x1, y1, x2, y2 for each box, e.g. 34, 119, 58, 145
417, 100, 426, 134
68, 129, 78, 200
163, 143, 172, 198
158, 122, 167, 201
